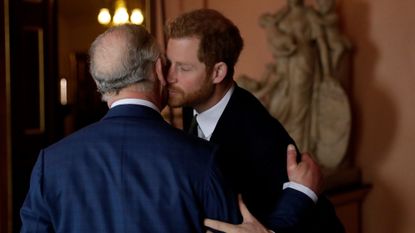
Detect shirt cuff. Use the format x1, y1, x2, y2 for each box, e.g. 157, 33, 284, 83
283, 181, 318, 203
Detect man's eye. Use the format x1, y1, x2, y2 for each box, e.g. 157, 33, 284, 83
179, 66, 191, 72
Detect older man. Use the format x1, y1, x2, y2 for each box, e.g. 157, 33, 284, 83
19, 24, 240, 233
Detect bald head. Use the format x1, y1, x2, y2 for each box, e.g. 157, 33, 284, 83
89, 24, 161, 98
91, 29, 131, 81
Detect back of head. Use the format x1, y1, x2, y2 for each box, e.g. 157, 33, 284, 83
89, 24, 161, 100
165, 9, 244, 80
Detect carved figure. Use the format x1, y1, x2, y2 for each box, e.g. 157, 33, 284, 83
315, 0, 352, 72
239, 0, 352, 169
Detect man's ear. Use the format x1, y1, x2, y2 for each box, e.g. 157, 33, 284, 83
212, 62, 228, 84
155, 58, 166, 86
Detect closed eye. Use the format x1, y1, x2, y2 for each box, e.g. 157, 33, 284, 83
178, 65, 193, 72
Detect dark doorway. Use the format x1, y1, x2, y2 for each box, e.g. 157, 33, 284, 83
8, 0, 62, 232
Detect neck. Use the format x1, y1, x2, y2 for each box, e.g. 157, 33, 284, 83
195, 80, 234, 113
107, 87, 161, 109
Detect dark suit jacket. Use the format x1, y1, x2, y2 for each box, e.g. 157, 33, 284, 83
183, 85, 344, 233
20, 104, 240, 233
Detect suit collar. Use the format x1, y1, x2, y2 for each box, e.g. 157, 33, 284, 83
183, 83, 244, 140
103, 104, 163, 121
110, 98, 160, 112
209, 84, 246, 142
195, 84, 235, 140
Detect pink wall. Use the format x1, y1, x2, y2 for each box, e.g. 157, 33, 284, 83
166, 0, 415, 233
339, 0, 415, 232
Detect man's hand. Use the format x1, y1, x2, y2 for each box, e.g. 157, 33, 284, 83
204, 195, 272, 233
287, 144, 324, 195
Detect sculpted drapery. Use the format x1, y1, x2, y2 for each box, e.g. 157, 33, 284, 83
239, 0, 351, 169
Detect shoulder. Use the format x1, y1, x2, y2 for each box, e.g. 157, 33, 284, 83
217, 86, 291, 143
157, 123, 220, 165
228, 86, 268, 113
227, 86, 281, 127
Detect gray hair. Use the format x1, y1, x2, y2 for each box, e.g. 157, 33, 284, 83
89, 24, 160, 98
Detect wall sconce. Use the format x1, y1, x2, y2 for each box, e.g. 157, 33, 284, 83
60, 78, 68, 105
98, 0, 144, 26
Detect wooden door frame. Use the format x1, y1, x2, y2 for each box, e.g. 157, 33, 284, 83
1, 0, 12, 232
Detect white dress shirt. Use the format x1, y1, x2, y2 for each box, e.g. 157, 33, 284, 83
110, 98, 160, 112
193, 83, 317, 203
194, 85, 235, 140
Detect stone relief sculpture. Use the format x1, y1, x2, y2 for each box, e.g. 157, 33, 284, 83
239, 0, 352, 171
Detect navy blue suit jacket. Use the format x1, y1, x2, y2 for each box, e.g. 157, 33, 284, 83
183, 85, 344, 233
20, 104, 240, 233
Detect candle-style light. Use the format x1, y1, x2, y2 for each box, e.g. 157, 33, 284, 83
97, 0, 144, 26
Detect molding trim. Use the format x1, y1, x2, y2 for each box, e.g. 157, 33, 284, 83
1, 0, 12, 231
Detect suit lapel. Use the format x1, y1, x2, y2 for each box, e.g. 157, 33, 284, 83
181, 84, 245, 143
210, 85, 242, 143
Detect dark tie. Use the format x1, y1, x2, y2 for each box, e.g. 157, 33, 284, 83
188, 114, 199, 137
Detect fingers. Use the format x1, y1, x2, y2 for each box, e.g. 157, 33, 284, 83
301, 152, 324, 194
286, 144, 297, 171
300, 152, 313, 163
204, 218, 237, 233
300, 152, 321, 174
206, 195, 270, 233
238, 194, 254, 222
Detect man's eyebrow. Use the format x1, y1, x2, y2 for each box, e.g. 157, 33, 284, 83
173, 61, 193, 67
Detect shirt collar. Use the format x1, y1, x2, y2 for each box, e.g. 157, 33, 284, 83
195, 84, 235, 140
110, 98, 160, 112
